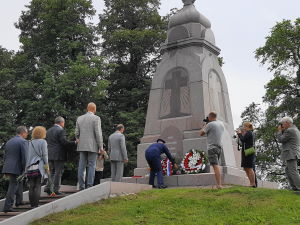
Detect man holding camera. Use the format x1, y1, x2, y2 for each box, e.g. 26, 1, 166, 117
200, 112, 225, 189
277, 117, 300, 191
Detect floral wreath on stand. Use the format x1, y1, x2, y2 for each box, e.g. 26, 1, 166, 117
181, 149, 208, 174
161, 158, 173, 176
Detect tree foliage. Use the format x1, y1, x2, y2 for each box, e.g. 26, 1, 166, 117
255, 18, 300, 75
99, 0, 168, 175
0, 0, 109, 189
0, 47, 16, 146
13, 0, 108, 131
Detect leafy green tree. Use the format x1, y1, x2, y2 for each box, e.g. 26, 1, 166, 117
255, 18, 300, 74
99, 0, 168, 175
0, 47, 16, 146
0, 47, 16, 198
0, 0, 109, 186
14, 0, 108, 132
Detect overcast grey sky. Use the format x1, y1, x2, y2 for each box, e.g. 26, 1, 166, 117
1, 0, 299, 128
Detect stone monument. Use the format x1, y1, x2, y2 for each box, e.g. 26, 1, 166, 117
134, 0, 241, 176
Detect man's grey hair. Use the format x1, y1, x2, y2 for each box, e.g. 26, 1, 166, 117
116, 124, 124, 131
16, 126, 28, 134
280, 117, 293, 124
55, 116, 65, 124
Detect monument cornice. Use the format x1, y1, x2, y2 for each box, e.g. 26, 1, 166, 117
161, 38, 220, 56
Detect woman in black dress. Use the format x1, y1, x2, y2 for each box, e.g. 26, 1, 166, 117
237, 122, 256, 187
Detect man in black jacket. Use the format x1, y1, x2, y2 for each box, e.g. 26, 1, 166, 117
2, 126, 28, 212
45, 117, 76, 195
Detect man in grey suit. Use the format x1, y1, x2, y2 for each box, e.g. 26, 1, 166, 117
45, 116, 76, 195
277, 117, 300, 191
109, 124, 128, 182
2, 126, 28, 212
75, 103, 103, 190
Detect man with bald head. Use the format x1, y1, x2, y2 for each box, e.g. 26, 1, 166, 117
75, 102, 104, 190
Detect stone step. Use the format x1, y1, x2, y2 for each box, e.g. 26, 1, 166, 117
0, 211, 22, 217
12, 207, 32, 212
0, 216, 13, 222
40, 194, 67, 199
60, 190, 77, 194
23, 199, 53, 205
0, 194, 73, 223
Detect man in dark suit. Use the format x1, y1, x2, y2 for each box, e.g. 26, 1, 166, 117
2, 126, 28, 212
145, 139, 178, 189
45, 116, 76, 195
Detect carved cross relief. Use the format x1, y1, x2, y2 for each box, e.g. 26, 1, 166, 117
160, 68, 191, 119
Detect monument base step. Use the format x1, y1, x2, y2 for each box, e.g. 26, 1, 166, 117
106, 166, 279, 189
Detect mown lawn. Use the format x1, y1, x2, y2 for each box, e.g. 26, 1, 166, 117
31, 186, 300, 225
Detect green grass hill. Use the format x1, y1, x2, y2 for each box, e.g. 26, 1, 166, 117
31, 186, 300, 225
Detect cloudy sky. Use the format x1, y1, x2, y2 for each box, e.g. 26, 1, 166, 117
1, 0, 299, 128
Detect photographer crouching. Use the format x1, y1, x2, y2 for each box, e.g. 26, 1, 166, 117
236, 122, 257, 188
277, 117, 300, 191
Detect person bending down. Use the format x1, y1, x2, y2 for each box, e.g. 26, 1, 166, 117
145, 139, 178, 189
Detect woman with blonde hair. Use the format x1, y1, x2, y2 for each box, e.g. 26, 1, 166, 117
26, 126, 49, 207
237, 122, 256, 187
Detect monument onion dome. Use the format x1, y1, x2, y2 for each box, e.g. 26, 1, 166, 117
168, 0, 211, 29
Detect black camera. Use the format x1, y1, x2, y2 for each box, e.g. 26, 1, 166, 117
203, 117, 209, 124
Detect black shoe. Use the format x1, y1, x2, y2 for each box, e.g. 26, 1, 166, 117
55, 191, 63, 195
3, 208, 17, 213
158, 185, 167, 189
15, 202, 25, 207
152, 185, 157, 188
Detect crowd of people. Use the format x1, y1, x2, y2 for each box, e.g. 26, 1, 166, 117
2, 104, 300, 212
1, 102, 128, 212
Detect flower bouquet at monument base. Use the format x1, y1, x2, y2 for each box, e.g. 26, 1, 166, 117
181, 149, 208, 174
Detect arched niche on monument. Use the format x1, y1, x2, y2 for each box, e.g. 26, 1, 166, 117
208, 70, 228, 122
160, 67, 191, 119
168, 26, 190, 43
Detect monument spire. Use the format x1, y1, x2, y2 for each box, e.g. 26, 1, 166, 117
182, 0, 196, 6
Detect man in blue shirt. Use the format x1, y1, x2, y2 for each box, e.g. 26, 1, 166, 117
145, 139, 178, 189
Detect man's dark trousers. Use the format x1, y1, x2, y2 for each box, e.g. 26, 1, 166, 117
46, 160, 64, 193
146, 156, 164, 186
3, 175, 23, 210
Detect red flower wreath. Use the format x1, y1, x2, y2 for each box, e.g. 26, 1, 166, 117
181, 149, 208, 174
